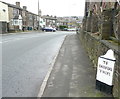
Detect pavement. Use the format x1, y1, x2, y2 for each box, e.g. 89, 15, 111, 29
39, 34, 113, 97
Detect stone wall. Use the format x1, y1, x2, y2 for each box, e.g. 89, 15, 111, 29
77, 31, 120, 98
78, 1, 120, 98
83, 1, 120, 41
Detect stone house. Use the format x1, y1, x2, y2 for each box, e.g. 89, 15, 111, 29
27, 12, 34, 30
22, 6, 39, 31
57, 17, 68, 27
6, 2, 23, 31
33, 14, 39, 30
22, 6, 28, 31
42, 15, 57, 28
1, 1, 42, 32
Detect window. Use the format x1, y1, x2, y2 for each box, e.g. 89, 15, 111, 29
19, 20, 22, 25
3, 9, 6, 12
14, 20, 18, 25
13, 9, 19, 17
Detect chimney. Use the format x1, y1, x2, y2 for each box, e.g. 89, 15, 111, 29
16, 2, 20, 7
23, 6, 27, 10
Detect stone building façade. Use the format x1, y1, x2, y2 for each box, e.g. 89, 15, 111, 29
0, 1, 46, 33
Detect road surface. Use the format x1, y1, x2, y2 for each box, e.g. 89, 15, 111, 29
2, 31, 75, 97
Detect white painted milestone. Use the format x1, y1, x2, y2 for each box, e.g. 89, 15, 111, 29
96, 49, 116, 86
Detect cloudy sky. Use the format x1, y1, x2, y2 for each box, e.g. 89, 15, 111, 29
2, 0, 85, 16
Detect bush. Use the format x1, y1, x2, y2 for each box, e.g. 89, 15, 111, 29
59, 25, 68, 30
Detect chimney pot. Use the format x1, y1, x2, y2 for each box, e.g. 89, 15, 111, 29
16, 2, 20, 7
23, 6, 27, 10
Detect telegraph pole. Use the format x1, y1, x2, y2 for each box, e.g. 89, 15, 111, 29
38, 0, 39, 16
38, 0, 40, 30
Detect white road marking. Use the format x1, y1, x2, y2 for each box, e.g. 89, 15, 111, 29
37, 36, 67, 97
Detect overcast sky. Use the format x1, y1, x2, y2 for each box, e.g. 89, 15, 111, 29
2, 0, 85, 17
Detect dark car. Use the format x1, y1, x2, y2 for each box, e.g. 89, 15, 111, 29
42, 27, 56, 32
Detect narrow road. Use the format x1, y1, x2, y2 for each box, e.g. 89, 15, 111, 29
2, 31, 75, 97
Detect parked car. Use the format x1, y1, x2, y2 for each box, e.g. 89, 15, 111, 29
42, 27, 56, 32
67, 28, 76, 31
63, 28, 68, 31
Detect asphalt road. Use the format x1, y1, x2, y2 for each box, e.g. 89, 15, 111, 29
2, 31, 75, 97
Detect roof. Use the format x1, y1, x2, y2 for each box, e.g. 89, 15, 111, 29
0, 1, 40, 18
1, 1, 22, 10
42, 15, 57, 20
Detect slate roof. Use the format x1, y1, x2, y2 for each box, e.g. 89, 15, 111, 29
0, 1, 22, 10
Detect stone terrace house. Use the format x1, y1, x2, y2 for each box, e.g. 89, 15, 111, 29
1, 1, 60, 32
2, 2, 23, 32
27, 12, 34, 30
57, 17, 69, 27
33, 14, 39, 30
42, 15, 57, 28
22, 6, 28, 31
27, 12, 39, 30
22, 6, 39, 31
1, 1, 41, 32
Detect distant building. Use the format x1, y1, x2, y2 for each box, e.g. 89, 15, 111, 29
42, 15, 57, 28
57, 16, 83, 29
